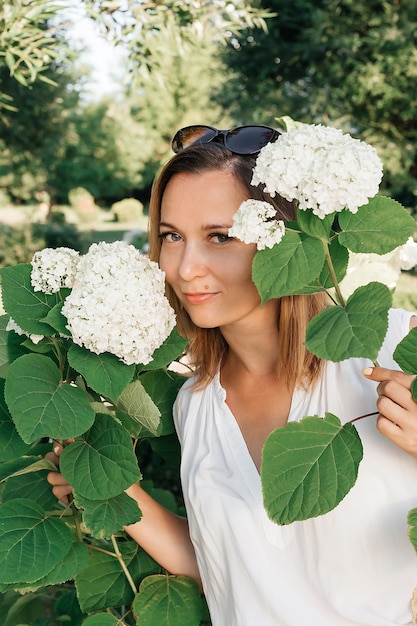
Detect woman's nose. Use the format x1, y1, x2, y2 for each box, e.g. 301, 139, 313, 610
178, 243, 208, 281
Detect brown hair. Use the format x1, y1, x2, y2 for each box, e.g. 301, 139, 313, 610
148, 143, 326, 388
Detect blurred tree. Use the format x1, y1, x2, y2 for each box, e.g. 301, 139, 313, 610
219, 0, 417, 215
0, 0, 69, 121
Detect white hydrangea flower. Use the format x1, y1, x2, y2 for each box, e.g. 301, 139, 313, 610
340, 237, 417, 299
228, 199, 286, 250
398, 237, 417, 270
252, 124, 383, 219
6, 317, 44, 344
61, 241, 176, 365
31, 247, 80, 294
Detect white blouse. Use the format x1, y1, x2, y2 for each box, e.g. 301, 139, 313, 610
174, 308, 417, 626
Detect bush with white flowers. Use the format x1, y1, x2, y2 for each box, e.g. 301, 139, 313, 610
0, 239, 189, 620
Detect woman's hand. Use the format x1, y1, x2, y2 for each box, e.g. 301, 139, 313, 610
45, 441, 74, 505
363, 367, 417, 458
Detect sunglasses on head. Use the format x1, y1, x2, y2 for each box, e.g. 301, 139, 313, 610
171, 124, 281, 155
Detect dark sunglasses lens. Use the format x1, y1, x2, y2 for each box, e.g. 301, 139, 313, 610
172, 126, 218, 152
226, 126, 278, 154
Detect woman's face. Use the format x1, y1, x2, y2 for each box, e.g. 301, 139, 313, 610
159, 169, 265, 332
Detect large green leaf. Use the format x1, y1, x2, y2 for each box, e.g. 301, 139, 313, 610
0, 314, 10, 378
60, 412, 141, 500
133, 575, 202, 626
68, 343, 135, 403
4, 353, 96, 444
44, 301, 71, 336
74, 491, 142, 539
252, 230, 325, 303
2, 470, 57, 510
305, 281, 392, 361
117, 379, 161, 436
0, 264, 58, 336
261, 413, 363, 524
302, 237, 349, 294
138, 328, 189, 371
393, 327, 417, 375
140, 370, 185, 436
75, 540, 160, 613
394, 329, 417, 402
0, 542, 90, 593
0, 498, 73, 584
0, 313, 27, 379
0, 379, 31, 460
0, 456, 46, 482
338, 196, 416, 254
297, 208, 334, 239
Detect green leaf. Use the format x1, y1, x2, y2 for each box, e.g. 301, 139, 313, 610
15, 542, 89, 591
408, 508, 417, 554
252, 230, 325, 303
60, 413, 141, 500
338, 196, 416, 254
0, 380, 31, 461
4, 353, 96, 444
74, 491, 142, 539
75, 540, 160, 613
412, 378, 417, 403
393, 327, 417, 375
0, 313, 28, 378
1, 457, 57, 480
140, 370, 185, 436
0, 314, 10, 378
0, 264, 58, 336
0, 498, 73, 584
138, 328, 189, 371
133, 575, 203, 626
117, 379, 161, 436
43, 301, 71, 336
297, 208, 334, 239
68, 344, 135, 403
2, 470, 57, 510
0, 456, 45, 483
303, 237, 349, 294
261, 413, 363, 524
305, 282, 392, 361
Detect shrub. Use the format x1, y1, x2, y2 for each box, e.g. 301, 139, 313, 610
111, 198, 144, 223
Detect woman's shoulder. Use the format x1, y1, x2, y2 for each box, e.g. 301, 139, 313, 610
173, 373, 222, 439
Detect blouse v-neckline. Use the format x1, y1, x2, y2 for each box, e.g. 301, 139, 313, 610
212, 372, 305, 499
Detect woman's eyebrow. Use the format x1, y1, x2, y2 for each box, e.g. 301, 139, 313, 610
159, 221, 232, 230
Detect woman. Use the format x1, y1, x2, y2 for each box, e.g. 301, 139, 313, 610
49, 126, 417, 625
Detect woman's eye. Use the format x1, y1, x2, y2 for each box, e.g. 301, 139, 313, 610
158, 232, 182, 243
210, 233, 233, 243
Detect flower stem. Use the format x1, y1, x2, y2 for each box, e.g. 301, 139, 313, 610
350, 411, 378, 424
322, 239, 346, 307
111, 535, 137, 594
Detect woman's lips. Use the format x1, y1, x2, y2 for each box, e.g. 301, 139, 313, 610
183, 292, 218, 305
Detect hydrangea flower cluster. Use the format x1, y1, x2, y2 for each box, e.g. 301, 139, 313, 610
61, 241, 176, 365
31, 247, 80, 294
228, 199, 286, 250
252, 124, 383, 219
